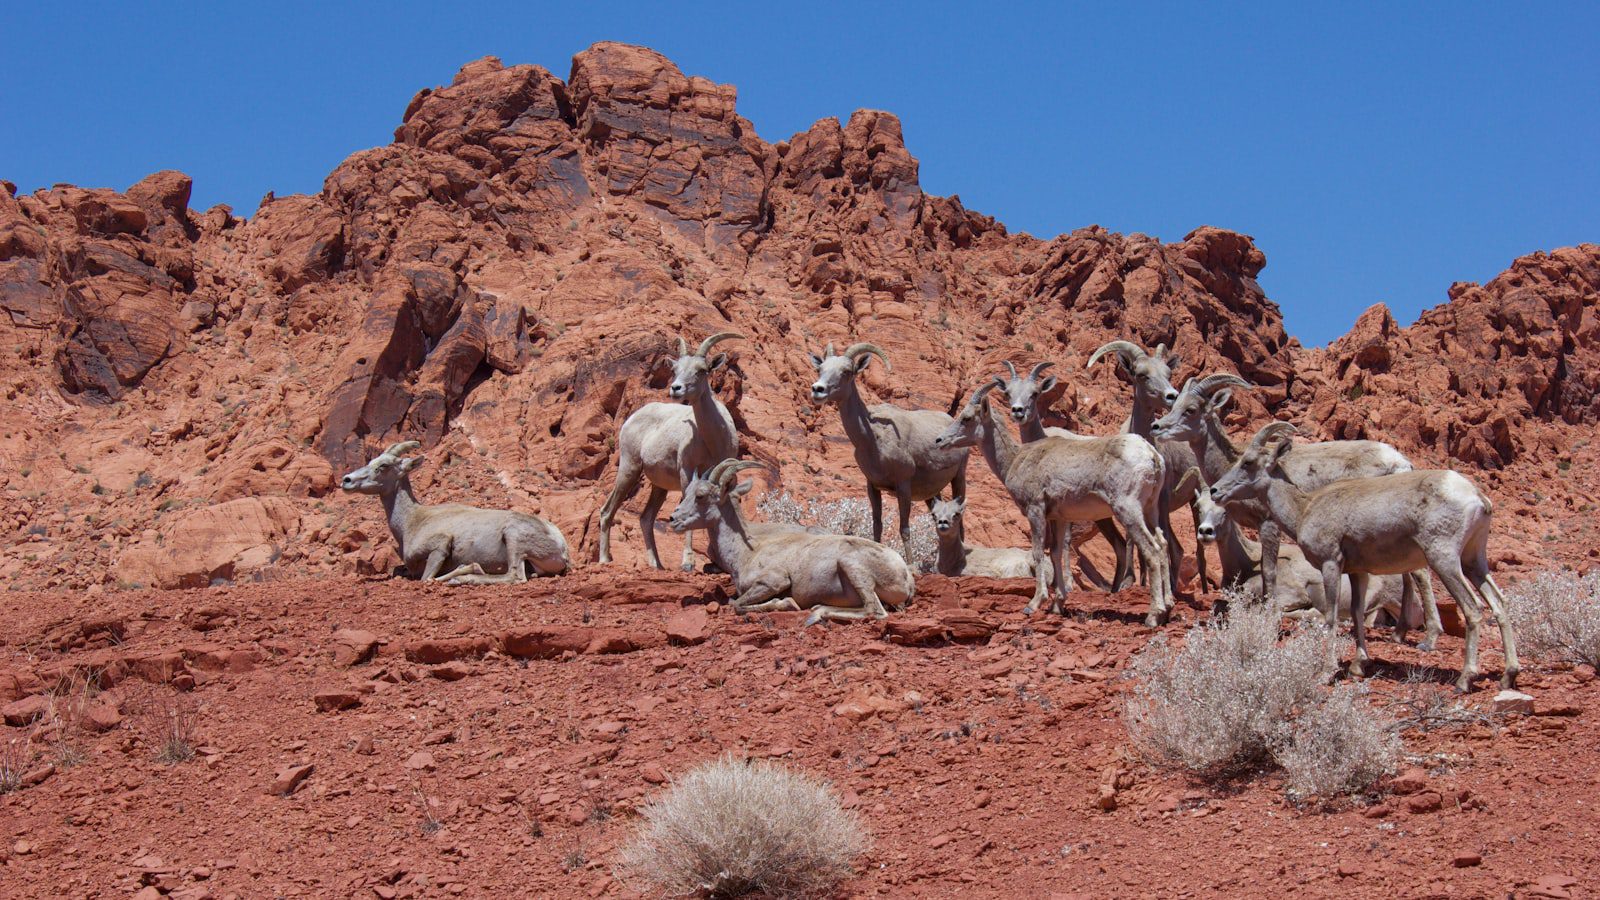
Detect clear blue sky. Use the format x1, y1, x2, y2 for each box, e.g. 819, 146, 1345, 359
3, 2, 1595, 345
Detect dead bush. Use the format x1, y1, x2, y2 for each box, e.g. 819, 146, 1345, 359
1506, 569, 1600, 667
146, 694, 198, 764
0, 735, 33, 794
1276, 684, 1400, 798
615, 755, 869, 899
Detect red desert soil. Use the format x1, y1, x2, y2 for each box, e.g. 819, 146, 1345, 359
1, 572, 1596, 898
2, 38, 1599, 898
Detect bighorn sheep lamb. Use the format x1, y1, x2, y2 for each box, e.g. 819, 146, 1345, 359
929, 498, 1034, 579
1210, 423, 1518, 691
340, 441, 569, 583
1150, 374, 1441, 645
934, 382, 1172, 624
666, 459, 916, 625
995, 361, 1132, 590
1179, 468, 1427, 637
1085, 340, 1198, 593
809, 342, 969, 559
597, 332, 743, 571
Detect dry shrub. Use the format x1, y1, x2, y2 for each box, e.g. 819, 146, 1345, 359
1507, 569, 1600, 667
616, 755, 869, 899
0, 735, 33, 794
1277, 684, 1400, 798
146, 694, 198, 764
1125, 595, 1398, 796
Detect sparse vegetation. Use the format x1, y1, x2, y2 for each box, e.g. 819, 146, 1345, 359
149, 696, 198, 764
0, 735, 33, 794
1125, 595, 1397, 796
1507, 568, 1600, 667
616, 755, 869, 899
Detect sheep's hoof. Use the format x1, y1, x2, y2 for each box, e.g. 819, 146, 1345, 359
1143, 613, 1163, 629
680, 563, 696, 573
1416, 637, 1437, 652
1501, 670, 1519, 690
1453, 673, 1474, 693
1022, 603, 1042, 616
803, 609, 828, 628
1347, 659, 1367, 679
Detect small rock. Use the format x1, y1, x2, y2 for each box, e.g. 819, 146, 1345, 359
1336, 861, 1363, 878
406, 751, 436, 771
665, 607, 709, 646
1094, 785, 1117, 812
132, 888, 163, 900
13, 840, 32, 855
640, 763, 668, 784
429, 662, 471, 682
1389, 767, 1428, 795
1452, 852, 1482, 867
1492, 689, 1535, 715
313, 689, 361, 713
331, 629, 381, 666
82, 701, 124, 732
927, 834, 954, 849
353, 736, 376, 755
269, 763, 314, 796
1362, 803, 1392, 819
2, 694, 49, 726
1405, 791, 1443, 814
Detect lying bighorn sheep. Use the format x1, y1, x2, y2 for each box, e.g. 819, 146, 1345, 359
1085, 341, 1199, 593
1150, 374, 1440, 645
666, 459, 915, 625
1179, 468, 1426, 636
1210, 423, 1517, 691
340, 441, 569, 583
597, 332, 743, 570
935, 382, 1172, 624
809, 342, 969, 559
929, 498, 1034, 579
995, 361, 1131, 590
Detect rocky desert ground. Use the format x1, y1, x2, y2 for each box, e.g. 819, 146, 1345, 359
2, 41, 1598, 898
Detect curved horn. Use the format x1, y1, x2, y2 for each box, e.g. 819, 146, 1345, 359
710, 459, 768, 487
1196, 373, 1252, 396
383, 440, 421, 458
1086, 340, 1145, 370
677, 336, 689, 357
696, 331, 744, 357
842, 342, 892, 373
1002, 360, 1018, 380
1028, 361, 1055, 382
967, 379, 1000, 409
1248, 421, 1298, 452
824, 342, 835, 358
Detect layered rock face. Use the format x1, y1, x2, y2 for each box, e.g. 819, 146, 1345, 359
0, 42, 1594, 590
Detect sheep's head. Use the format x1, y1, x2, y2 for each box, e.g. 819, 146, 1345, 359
1086, 340, 1181, 407
929, 498, 965, 535
1210, 422, 1296, 505
666, 460, 764, 532
934, 382, 998, 449
668, 332, 742, 401
1149, 373, 1251, 442
1175, 467, 1225, 542
340, 441, 423, 495
997, 360, 1059, 424
808, 342, 891, 405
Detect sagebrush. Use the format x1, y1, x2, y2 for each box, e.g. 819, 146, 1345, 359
757, 491, 937, 572
616, 755, 869, 899
1125, 594, 1397, 795
1506, 568, 1600, 667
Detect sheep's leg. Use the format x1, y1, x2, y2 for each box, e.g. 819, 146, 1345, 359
894, 486, 914, 563
1466, 549, 1519, 689
741, 597, 804, 614
1114, 498, 1169, 627
1068, 523, 1110, 590
1156, 488, 1185, 600
807, 559, 891, 626
597, 455, 644, 564
1258, 519, 1282, 604
1023, 507, 1051, 616
731, 578, 791, 613
868, 486, 885, 544
1318, 558, 1344, 673
638, 486, 669, 570
419, 548, 450, 581
1048, 517, 1070, 615
1412, 571, 1442, 652
1098, 519, 1133, 592
1348, 572, 1372, 679
1427, 554, 1484, 692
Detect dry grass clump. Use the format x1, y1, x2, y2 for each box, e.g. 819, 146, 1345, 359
1506, 568, 1600, 667
148, 695, 198, 764
757, 491, 937, 572
1125, 594, 1397, 796
0, 736, 33, 794
616, 755, 869, 899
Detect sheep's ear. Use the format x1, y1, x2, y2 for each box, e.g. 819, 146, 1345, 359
731, 480, 755, 498
952, 498, 965, 514
1039, 375, 1058, 393
854, 354, 874, 373
399, 455, 425, 473
1165, 349, 1181, 371
1208, 389, 1233, 413
807, 352, 824, 370
1269, 436, 1295, 462
709, 353, 728, 371
991, 375, 1008, 390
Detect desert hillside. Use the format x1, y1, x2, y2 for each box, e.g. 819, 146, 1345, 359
1, 41, 1595, 590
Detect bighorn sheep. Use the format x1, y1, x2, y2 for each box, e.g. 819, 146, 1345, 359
929, 498, 1034, 579
934, 382, 1172, 624
808, 342, 969, 559
1085, 341, 1199, 593
1150, 374, 1441, 646
1210, 423, 1518, 691
995, 361, 1132, 590
597, 332, 743, 571
340, 441, 569, 583
1179, 468, 1425, 636
666, 459, 915, 625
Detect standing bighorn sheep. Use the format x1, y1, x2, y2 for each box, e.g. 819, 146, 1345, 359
809, 343, 969, 559
597, 332, 743, 571
1085, 341, 1199, 593
667, 459, 916, 624
1150, 374, 1441, 646
340, 441, 569, 583
929, 498, 1035, 579
1210, 423, 1517, 691
935, 382, 1172, 624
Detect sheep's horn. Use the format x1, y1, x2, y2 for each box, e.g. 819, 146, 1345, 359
709, 459, 768, 487
1002, 360, 1018, 380
383, 440, 422, 458
677, 336, 689, 357
968, 379, 1000, 409
843, 342, 892, 373
1196, 373, 1252, 396
1086, 340, 1145, 370
697, 331, 744, 357
1248, 421, 1298, 452
824, 342, 835, 358
1029, 361, 1055, 381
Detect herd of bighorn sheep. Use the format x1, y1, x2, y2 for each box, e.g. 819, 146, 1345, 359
339, 333, 1519, 691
